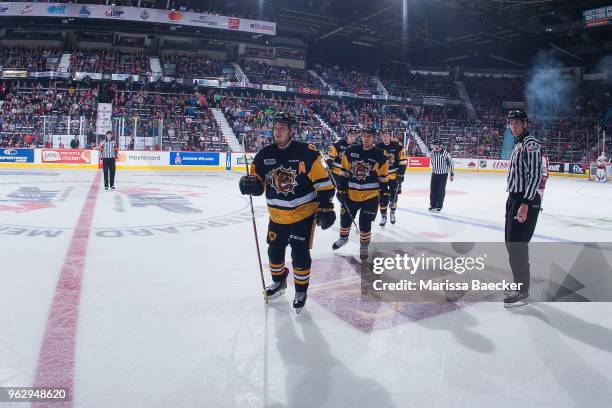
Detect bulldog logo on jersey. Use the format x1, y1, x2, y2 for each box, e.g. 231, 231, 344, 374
351, 160, 371, 181
270, 165, 298, 196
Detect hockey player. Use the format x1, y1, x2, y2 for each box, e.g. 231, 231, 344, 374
538, 155, 549, 212
596, 153, 608, 183
238, 112, 336, 313
326, 125, 358, 199
376, 128, 407, 226
333, 126, 389, 260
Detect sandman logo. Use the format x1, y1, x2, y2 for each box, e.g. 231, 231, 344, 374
351, 160, 371, 181
270, 165, 298, 196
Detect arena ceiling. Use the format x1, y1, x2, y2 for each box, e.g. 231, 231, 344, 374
267, 0, 612, 69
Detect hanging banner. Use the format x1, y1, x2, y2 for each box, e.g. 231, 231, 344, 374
1, 69, 27, 78
75, 72, 103, 81
261, 84, 287, 92
0, 2, 276, 35
193, 78, 219, 87
96, 103, 112, 136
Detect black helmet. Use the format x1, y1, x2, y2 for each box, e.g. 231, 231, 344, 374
344, 124, 360, 134
361, 125, 378, 135
273, 111, 297, 128
507, 109, 528, 121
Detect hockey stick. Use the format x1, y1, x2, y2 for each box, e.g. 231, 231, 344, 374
323, 160, 360, 234
392, 178, 401, 209
242, 142, 268, 303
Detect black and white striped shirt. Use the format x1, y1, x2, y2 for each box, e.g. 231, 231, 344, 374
430, 150, 454, 175
506, 132, 542, 203
100, 140, 118, 159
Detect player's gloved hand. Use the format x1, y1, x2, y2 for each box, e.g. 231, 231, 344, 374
239, 175, 264, 196
316, 201, 336, 230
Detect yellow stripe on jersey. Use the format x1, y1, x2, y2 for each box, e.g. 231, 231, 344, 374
308, 157, 334, 191
341, 152, 349, 171
268, 202, 319, 224
377, 160, 390, 183
348, 189, 380, 202
328, 145, 339, 160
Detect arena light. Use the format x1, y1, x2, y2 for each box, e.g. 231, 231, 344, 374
317, 26, 344, 40
551, 43, 582, 61
490, 54, 525, 68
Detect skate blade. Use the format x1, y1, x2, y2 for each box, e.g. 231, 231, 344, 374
504, 299, 529, 309
267, 289, 285, 300
332, 241, 348, 250
390, 221, 396, 224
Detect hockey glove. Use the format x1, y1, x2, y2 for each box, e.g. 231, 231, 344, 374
316, 201, 336, 230
239, 175, 264, 196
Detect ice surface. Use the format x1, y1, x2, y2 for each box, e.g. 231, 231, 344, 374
1, 169, 611, 407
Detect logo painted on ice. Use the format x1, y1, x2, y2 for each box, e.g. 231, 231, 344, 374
0, 187, 59, 213
122, 188, 202, 214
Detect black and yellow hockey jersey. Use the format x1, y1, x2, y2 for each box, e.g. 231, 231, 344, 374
375, 141, 407, 181
327, 139, 352, 176
338, 144, 389, 202
250, 141, 335, 224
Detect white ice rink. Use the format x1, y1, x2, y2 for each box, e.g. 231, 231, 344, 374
1, 168, 611, 408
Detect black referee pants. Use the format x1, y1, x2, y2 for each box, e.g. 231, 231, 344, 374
504, 192, 541, 293
102, 158, 116, 188
430, 173, 448, 209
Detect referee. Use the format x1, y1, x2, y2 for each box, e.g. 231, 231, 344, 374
99, 130, 118, 191
504, 109, 542, 308
428, 140, 454, 212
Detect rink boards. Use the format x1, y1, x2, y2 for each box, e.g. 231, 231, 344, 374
0, 148, 590, 178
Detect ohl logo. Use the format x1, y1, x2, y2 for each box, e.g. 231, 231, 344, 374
270, 166, 298, 196
105, 7, 124, 17
351, 160, 371, 181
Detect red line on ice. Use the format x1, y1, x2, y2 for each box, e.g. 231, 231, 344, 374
32, 172, 101, 408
